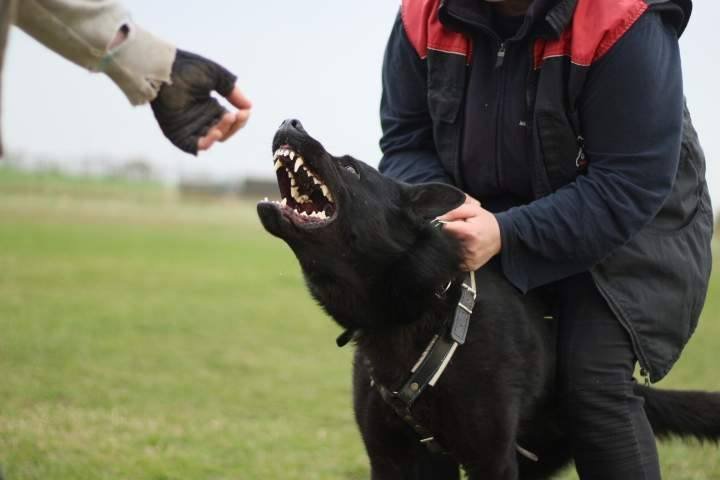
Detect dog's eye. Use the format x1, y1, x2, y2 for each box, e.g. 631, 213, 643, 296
344, 164, 359, 177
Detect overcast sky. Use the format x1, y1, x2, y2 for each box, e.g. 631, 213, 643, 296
3, 1, 719, 205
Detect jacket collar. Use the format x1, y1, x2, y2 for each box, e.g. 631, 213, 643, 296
439, 0, 575, 39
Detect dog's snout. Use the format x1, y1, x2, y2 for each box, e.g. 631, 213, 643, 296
279, 118, 305, 134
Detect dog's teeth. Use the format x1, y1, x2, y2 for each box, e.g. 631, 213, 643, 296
289, 151, 295, 161
274, 160, 282, 171
294, 156, 304, 173
290, 176, 296, 186
312, 177, 321, 185
319, 211, 327, 219
298, 194, 310, 203
320, 185, 333, 202
281, 197, 287, 206
291, 186, 300, 200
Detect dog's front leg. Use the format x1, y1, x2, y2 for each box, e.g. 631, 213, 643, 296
368, 447, 459, 480
461, 437, 519, 480
356, 397, 460, 480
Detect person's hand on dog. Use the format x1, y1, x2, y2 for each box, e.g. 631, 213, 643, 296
437, 195, 502, 271
151, 49, 252, 155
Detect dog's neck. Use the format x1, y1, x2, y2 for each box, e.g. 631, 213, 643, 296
347, 225, 463, 331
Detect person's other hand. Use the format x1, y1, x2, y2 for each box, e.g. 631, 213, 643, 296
437, 195, 502, 271
150, 50, 252, 155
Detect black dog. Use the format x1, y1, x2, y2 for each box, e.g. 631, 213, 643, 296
257, 119, 720, 479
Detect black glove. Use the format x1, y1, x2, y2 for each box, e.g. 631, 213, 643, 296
151, 49, 237, 155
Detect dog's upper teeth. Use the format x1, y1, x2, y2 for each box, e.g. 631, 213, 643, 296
274, 160, 282, 171
294, 156, 304, 173
289, 151, 295, 161
312, 177, 321, 185
290, 176, 297, 186
298, 194, 310, 204
291, 186, 300, 200
281, 197, 287, 206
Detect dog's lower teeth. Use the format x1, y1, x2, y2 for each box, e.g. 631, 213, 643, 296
320, 185, 333, 201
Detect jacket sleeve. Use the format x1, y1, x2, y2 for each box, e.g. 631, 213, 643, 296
495, 12, 684, 292
14, 0, 175, 105
378, 12, 453, 185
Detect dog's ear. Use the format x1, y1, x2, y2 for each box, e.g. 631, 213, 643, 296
404, 182, 466, 219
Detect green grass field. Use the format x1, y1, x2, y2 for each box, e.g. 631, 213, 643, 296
1, 167, 719, 479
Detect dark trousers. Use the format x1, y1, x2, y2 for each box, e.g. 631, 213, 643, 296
555, 272, 661, 479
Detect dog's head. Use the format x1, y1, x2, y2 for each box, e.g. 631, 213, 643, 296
257, 120, 465, 330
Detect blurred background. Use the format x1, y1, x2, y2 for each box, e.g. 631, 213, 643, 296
1, 2, 719, 480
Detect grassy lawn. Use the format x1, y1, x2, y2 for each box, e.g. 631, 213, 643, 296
0, 168, 718, 479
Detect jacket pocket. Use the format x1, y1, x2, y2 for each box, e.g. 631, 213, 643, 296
427, 86, 462, 124
535, 111, 582, 190
426, 50, 466, 124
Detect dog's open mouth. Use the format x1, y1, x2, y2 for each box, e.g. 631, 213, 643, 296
268, 145, 336, 226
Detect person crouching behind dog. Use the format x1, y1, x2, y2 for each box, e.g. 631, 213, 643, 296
379, 0, 711, 478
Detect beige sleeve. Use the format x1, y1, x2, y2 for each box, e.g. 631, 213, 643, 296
14, 0, 176, 105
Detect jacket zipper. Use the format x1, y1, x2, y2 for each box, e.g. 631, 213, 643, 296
495, 42, 507, 68
494, 41, 508, 193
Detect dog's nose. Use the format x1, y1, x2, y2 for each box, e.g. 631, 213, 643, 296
279, 118, 305, 134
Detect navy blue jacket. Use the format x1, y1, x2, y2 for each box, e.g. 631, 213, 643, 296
381, 3, 681, 292
379, 0, 712, 382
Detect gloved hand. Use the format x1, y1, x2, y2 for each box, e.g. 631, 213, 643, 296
151, 49, 252, 155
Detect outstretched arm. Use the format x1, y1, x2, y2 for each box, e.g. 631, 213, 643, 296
14, 0, 251, 154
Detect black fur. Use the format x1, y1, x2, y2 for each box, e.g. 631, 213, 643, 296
257, 120, 720, 479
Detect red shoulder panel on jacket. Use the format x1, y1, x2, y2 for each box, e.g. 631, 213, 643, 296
402, 0, 471, 60
534, 0, 648, 69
